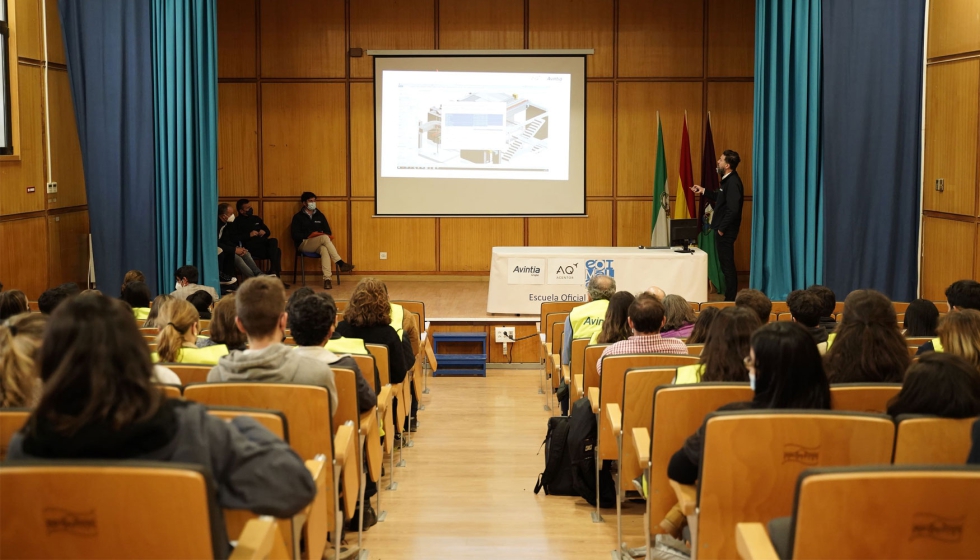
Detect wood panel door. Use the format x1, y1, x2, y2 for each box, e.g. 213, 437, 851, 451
921, 217, 975, 300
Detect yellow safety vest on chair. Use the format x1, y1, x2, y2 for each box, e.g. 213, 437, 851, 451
930, 337, 944, 352
326, 336, 369, 355
389, 303, 405, 338
569, 299, 610, 341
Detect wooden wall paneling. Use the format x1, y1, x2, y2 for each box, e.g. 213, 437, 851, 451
617, 82, 703, 197
216, 0, 256, 78
976, 224, 980, 282
13, 0, 41, 61
734, 200, 752, 271
927, 0, 980, 59
42, 0, 64, 64
487, 323, 540, 363
618, 0, 703, 77
528, 200, 612, 246
261, 83, 347, 197
259, 0, 346, 78
439, 217, 525, 272
922, 60, 979, 216
263, 200, 348, 276
351, 201, 436, 271
0, 64, 45, 215
707, 0, 755, 77
528, 0, 614, 77
47, 69, 87, 209
349, 0, 435, 79
438, 0, 524, 50
615, 200, 652, 248
0, 217, 49, 299
349, 82, 374, 198
921, 217, 975, 300
587, 82, 613, 197
707, 81, 754, 195
218, 83, 259, 198
46, 209, 90, 287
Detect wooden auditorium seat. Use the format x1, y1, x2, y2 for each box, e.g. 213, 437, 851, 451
670, 411, 895, 560
157, 384, 182, 399
770, 301, 789, 314
904, 336, 933, 346
736, 466, 980, 560
0, 462, 287, 559
580, 344, 611, 401
700, 302, 736, 311
330, 368, 368, 528
686, 344, 704, 356
165, 363, 212, 385
205, 406, 288, 440
391, 300, 426, 330
0, 408, 30, 461
893, 414, 978, 464
829, 383, 902, 413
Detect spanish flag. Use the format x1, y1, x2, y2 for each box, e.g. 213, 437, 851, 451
672, 115, 696, 219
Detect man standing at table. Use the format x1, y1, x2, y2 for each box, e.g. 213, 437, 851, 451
692, 150, 744, 301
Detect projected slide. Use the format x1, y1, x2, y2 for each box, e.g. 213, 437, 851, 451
380, 70, 571, 181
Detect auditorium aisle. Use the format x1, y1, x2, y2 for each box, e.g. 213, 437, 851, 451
363, 369, 644, 559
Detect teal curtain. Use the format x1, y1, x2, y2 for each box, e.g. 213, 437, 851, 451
150, 0, 219, 293
750, 0, 824, 300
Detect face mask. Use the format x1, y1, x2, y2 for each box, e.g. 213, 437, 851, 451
244, 208, 253, 217
749, 371, 756, 392
225, 213, 235, 223
307, 202, 316, 211
716, 166, 726, 175
175, 281, 181, 290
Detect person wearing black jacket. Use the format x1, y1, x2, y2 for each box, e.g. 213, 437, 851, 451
290, 192, 354, 290
218, 203, 263, 279
235, 199, 283, 279
693, 150, 744, 301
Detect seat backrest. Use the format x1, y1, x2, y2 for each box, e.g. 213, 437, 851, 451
686, 344, 704, 356
700, 301, 736, 311
351, 353, 378, 391
334, 300, 348, 312
569, 337, 590, 379
696, 411, 895, 560
540, 302, 582, 324
0, 409, 30, 462
140, 327, 159, 335
583, 344, 610, 396
647, 384, 754, 524
788, 466, 980, 559
1, 463, 219, 559
551, 321, 565, 361
905, 336, 932, 346
770, 301, 789, 314
894, 415, 978, 464
205, 406, 288, 440
830, 383, 902, 413
157, 384, 182, 399
543, 312, 568, 344
331, 368, 363, 520
776, 312, 793, 322
391, 300, 425, 328
834, 301, 846, 314
365, 344, 390, 386
165, 363, 212, 386
619, 369, 677, 485
597, 354, 699, 460
688, 301, 700, 312
892, 301, 910, 313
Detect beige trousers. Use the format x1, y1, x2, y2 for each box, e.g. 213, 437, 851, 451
299, 236, 341, 279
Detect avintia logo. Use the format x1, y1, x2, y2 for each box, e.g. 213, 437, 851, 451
513, 266, 541, 274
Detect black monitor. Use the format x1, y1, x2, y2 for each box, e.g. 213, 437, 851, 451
670, 219, 700, 253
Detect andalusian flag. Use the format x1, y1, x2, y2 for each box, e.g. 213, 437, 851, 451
650, 115, 670, 247
698, 115, 725, 295
673, 115, 696, 219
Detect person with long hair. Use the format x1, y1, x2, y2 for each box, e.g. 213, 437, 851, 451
824, 290, 910, 383
903, 299, 939, 337
120, 270, 146, 296
887, 353, 980, 418
686, 306, 719, 344
592, 291, 635, 344
0, 313, 47, 407
934, 309, 980, 370
121, 281, 153, 321
143, 294, 175, 329
675, 307, 761, 384
155, 299, 228, 365
201, 294, 248, 352
0, 290, 29, 321
5, 295, 316, 558
661, 295, 697, 339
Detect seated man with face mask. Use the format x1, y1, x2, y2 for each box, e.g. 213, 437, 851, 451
171, 265, 220, 303
219, 202, 269, 280
290, 192, 354, 290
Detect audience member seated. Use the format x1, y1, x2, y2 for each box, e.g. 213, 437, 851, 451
786, 289, 828, 351
235, 198, 284, 281
686, 306, 720, 344
143, 294, 175, 328
918, 280, 980, 354
121, 281, 153, 321
0, 313, 47, 407
171, 265, 219, 303
120, 269, 146, 297
590, 291, 635, 345
198, 294, 247, 352
661, 295, 696, 339
0, 290, 29, 321
187, 289, 214, 320
825, 290, 909, 383
156, 299, 228, 365
886, 353, 980, 418
58, 283, 81, 297
675, 307, 761, 384
219, 202, 265, 280
290, 192, 355, 290
562, 275, 616, 366
933, 309, 980, 369
37, 287, 70, 315
903, 298, 939, 337
645, 285, 667, 302
337, 278, 411, 424
597, 294, 687, 376
207, 277, 338, 416
735, 288, 772, 324
807, 284, 839, 332
5, 294, 316, 558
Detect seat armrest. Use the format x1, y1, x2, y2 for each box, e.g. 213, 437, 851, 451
377, 385, 393, 414
229, 517, 279, 560
669, 480, 697, 516
560, 364, 570, 383
544, 342, 552, 355
588, 387, 600, 413
359, 407, 378, 436
573, 374, 584, 399
736, 522, 779, 560
632, 427, 650, 466
333, 422, 355, 466
604, 403, 622, 435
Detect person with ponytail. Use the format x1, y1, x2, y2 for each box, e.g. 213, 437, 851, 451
155, 299, 228, 365
0, 313, 47, 408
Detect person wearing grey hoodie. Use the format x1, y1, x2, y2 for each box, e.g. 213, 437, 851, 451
206, 277, 338, 415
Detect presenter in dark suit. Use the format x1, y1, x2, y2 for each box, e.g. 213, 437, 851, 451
692, 150, 744, 301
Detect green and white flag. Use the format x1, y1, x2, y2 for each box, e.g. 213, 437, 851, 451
650, 115, 670, 247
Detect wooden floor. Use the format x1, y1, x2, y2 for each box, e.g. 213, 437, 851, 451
360, 369, 645, 559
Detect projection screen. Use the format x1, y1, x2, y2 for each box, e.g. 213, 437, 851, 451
373, 52, 587, 216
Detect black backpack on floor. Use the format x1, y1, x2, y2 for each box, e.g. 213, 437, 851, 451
534, 415, 576, 496
567, 397, 616, 508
